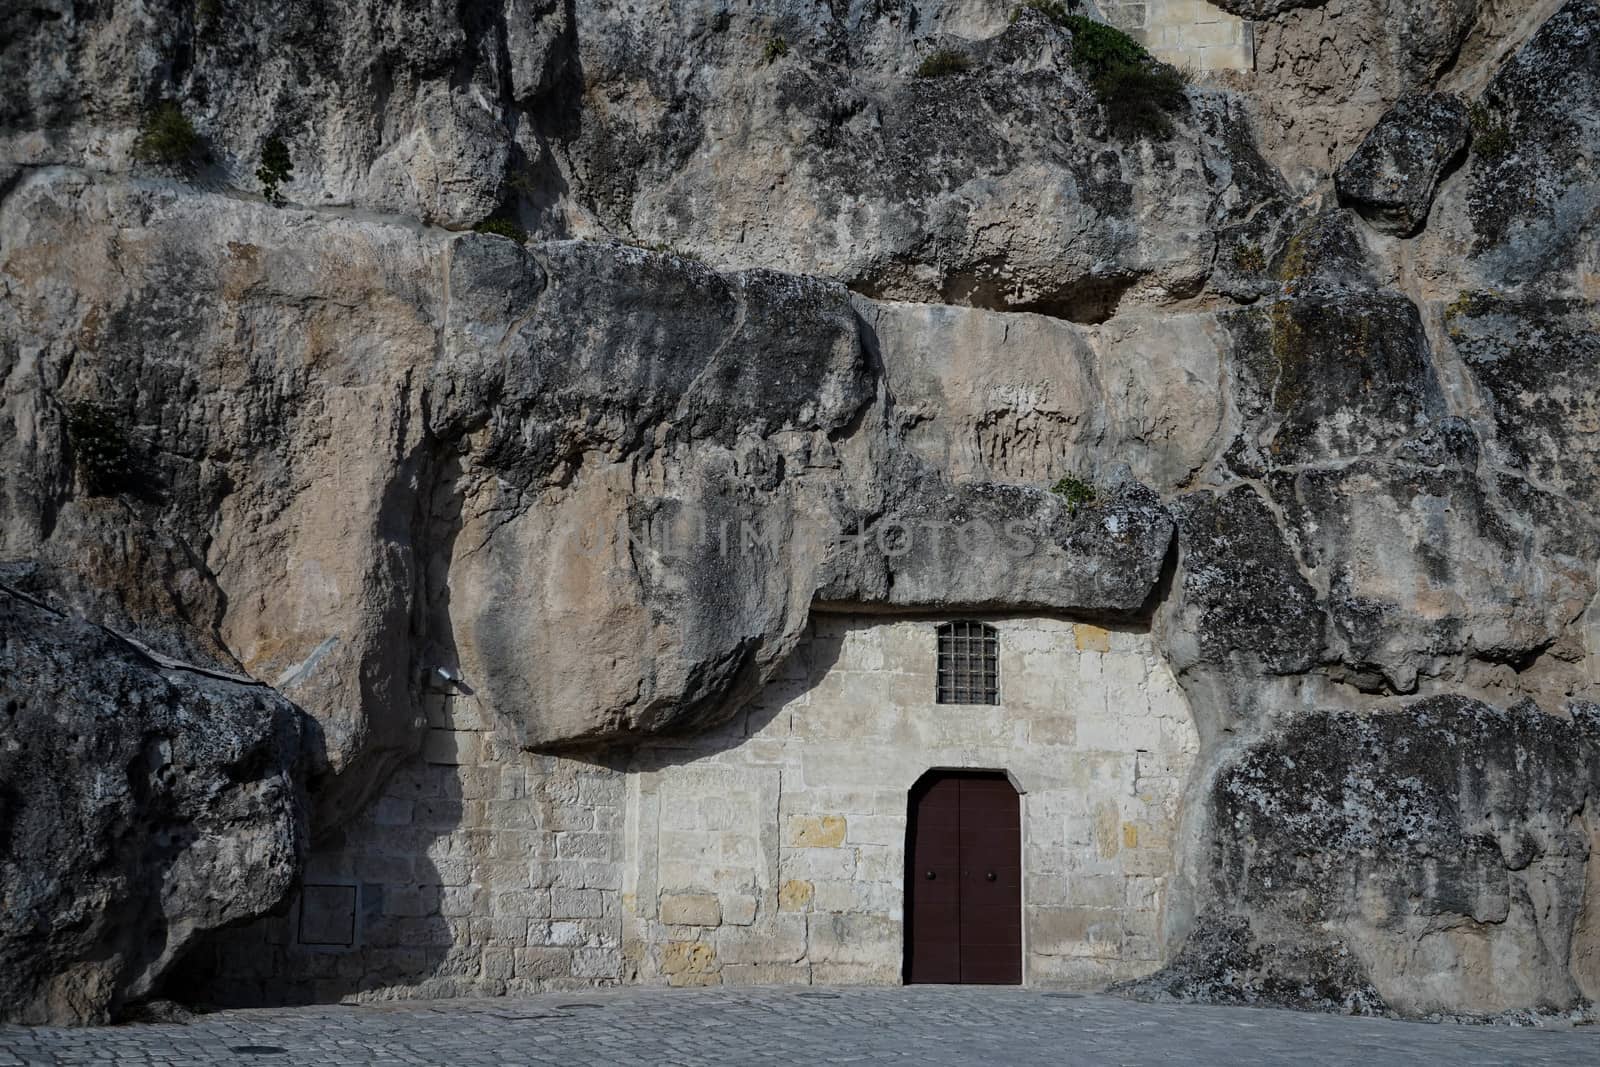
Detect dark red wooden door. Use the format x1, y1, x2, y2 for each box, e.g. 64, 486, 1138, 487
905, 772, 1021, 984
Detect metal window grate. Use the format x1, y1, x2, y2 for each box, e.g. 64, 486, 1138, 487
935, 621, 998, 705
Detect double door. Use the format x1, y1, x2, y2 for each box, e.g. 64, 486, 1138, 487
905, 771, 1021, 984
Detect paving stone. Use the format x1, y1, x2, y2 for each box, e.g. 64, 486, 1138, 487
3, 988, 1584, 1065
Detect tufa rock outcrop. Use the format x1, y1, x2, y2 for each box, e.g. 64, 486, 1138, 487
1336, 91, 1470, 235
1127, 698, 1600, 1016
0, 586, 307, 1025
1, 0, 1598, 1025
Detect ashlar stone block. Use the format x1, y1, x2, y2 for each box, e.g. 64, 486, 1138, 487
659, 894, 722, 927
786, 814, 847, 847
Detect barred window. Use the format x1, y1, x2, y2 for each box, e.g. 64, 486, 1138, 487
935, 621, 998, 705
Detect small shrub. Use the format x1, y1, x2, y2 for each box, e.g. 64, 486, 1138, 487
1232, 243, 1266, 273
1010, 0, 1082, 26
506, 167, 542, 200
256, 136, 293, 206
196, 0, 222, 25
1049, 474, 1097, 515
474, 217, 528, 243
916, 48, 973, 78
133, 102, 199, 165
63, 400, 133, 497
1468, 102, 1512, 159
1092, 61, 1188, 138
1046, 15, 1188, 139
1059, 15, 1149, 78
763, 36, 789, 64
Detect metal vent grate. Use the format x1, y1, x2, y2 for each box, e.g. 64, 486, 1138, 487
935, 621, 998, 705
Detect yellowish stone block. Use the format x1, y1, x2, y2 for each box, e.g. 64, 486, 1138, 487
786, 814, 847, 848
660, 939, 716, 975
778, 879, 814, 911
1075, 624, 1112, 653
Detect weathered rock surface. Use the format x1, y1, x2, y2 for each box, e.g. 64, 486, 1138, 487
605, 10, 1233, 316
1336, 91, 1469, 234
432, 236, 873, 749
0, 586, 307, 1025
2, 0, 528, 228
1, 0, 1599, 1027
1447, 294, 1600, 513
0, 168, 1181, 761
1456, 0, 1600, 285
1236, 0, 1548, 190
0, 2, 1307, 319
1127, 698, 1600, 1016
0, 172, 440, 833
1166, 486, 1327, 682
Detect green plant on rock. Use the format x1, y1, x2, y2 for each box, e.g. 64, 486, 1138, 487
506, 166, 542, 200
763, 36, 789, 64
1059, 15, 1148, 77
1053, 14, 1187, 139
916, 48, 973, 78
256, 136, 293, 206
474, 217, 528, 243
1443, 289, 1500, 339
1232, 243, 1266, 273
133, 102, 200, 165
1049, 474, 1097, 515
1468, 102, 1512, 159
1092, 60, 1188, 139
62, 400, 134, 497
1274, 224, 1312, 285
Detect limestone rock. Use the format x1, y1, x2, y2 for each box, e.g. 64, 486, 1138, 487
1447, 295, 1600, 512
1208, 0, 1327, 14
1459, 0, 1600, 285
607, 10, 1232, 317
1209, 278, 1593, 693
859, 298, 1230, 492
1239, 0, 1486, 189
1167, 486, 1326, 681
1123, 912, 1388, 1015
1, 0, 520, 228
1128, 698, 1600, 1016
1336, 91, 1470, 235
433, 236, 876, 749
0, 168, 1180, 763
0, 171, 439, 832
0, 586, 307, 1025
0, 0, 1598, 1028
1, 2, 1301, 315
433, 237, 1178, 749
821, 474, 1174, 615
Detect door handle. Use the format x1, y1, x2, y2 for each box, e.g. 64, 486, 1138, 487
985, 871, 996, 881
925, 870, 936, 880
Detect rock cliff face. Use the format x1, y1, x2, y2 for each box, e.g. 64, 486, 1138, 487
2, 0, 1598, 1025
0, 586, 307, 1025
1130, 698, 1600, 1016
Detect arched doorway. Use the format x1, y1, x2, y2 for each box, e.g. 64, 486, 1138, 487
903, 770, 1021, 984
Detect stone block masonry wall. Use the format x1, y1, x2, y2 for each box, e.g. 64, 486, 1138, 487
192, 703, 631, 1004
1097, 0, 1254, 72
191, 614, 1197, 1001
622, 615, 1200, 989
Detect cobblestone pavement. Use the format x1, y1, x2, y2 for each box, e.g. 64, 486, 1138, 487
1, 987, 1595, 1066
